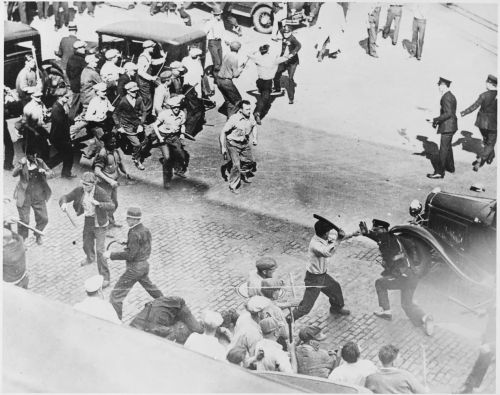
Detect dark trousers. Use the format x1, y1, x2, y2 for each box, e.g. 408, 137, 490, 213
292, 272, 344, 320
375, 274, 426, 326
76, 2, 94, 14
479, 129, 497, 164
411, 18, 426, 59
4, 121, 15, 169
47, 140, 74, 176
159, 137, 189, 182
436, 133, 455, 175
36, 2, 49, 18
97, 181, 118, 222
137, 77, 154, 115
227, 143, 254, 191
82, 216, 109, 281
383, 6, 402, 44
17, 191, 48, 240
69, 91, 81, 121
216, 77, 242, 118
208, 39, 223, 74
110, 260, 164, 319
17, 2, 28, 24
273, 62, 298, 101
53, 2, 70, 28
255, 78, 272, 117
464, 346, 494, 390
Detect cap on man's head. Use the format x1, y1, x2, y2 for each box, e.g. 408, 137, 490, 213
143, 40, 155, 49
24, 54, 34, 61
212, 5, 223, 14
372, 219, 390, 230
437, 77, 452, 87
229, 41, 242, 51
169, 61, 185, 70
85, 54, 98, 64
259, 317, 279, 334
256, 256, 277, 271
167, 95, 183, 108
282, 25, 292, 34
202, 310, 223, 327
93, 82, 107, 92
126, 207, 142, 219
54, 87, 68, 97
81, 171, 97, 185
160, 70, 173, 81
32, 89, 43, 98
105, 49, 119, 60
299, 326, 327, 342
313, 214, 335, 235
68, 22, 78, 31
84, 274, 103, 293
487, 74, 497, 86
73, 40, 87, 49
123, 62, 138, 71
189, 47, 202, 57
124, 81, 139, 92
246, 295, 270, 313
259, 44, 270, 54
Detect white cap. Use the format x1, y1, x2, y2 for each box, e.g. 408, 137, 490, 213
93, 82, 107, 92
246, 296, 270, 313
85, 54, 98, 64
123, 62, 138, 71
189, 47, 202, 57
84, 275, 103, 293
105, 49, 119, 60
202, 310, 223, 327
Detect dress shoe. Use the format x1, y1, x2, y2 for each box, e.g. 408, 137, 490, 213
289, 100, 294, 105
456, 384, 473, 394
330, 307, 350, 316
423, 315, 434, 336
102, 280, 110, 289
254, 113, 262, 125
241, 175, 252, 184
473, 163, 480, 172
427, 173, 444, 179
229, 187, 240, 194
174, 170, 188, 178
80, 258, 94, 267
369, 53, 379, 58
373, 309, 393, 320
133, 159, 145, 170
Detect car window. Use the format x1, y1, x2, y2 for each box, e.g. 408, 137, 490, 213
5, 40, 35, 59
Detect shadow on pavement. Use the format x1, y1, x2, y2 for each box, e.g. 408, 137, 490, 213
413, 135, 440, 172
452, 130, 483, 156
245, 89, 285, 120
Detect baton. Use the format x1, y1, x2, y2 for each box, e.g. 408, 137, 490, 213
64, 210, 77, 228
10, 218, 45, 236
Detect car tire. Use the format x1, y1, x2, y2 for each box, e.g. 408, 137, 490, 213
399, 236, 434, 278
252, 6, 273, 34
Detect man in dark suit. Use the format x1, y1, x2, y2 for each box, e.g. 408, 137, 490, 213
55, 22, 79, 71
273, 25, 301, 105
104, 207, 164, 320
59, 172, 115, 286
461, 74, 497, 171
66, 40, 88, 120
427, 77, 458, 179
47, 87, 75, 178
53, 1, 71, 31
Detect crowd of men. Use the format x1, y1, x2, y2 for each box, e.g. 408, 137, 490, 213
3, 2, 496, 394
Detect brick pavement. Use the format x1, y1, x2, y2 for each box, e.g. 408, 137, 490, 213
3, 168, 494, 393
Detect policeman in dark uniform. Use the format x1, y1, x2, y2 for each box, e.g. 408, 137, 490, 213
427, 77, 458, 179
360, 219, 434, 336
104, 207, 164, 320
460, 74, 497, 171
273, 25, 301, 105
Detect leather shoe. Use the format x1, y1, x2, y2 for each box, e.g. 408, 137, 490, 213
133, 160, 145, 171
289, 100, 294, 105
427, 173, 444, 179
473, 163, 480, 172
241, 175, 252, 184
330, 307, 350, 316
229, 187, 240, 194
373, 310, 393, 320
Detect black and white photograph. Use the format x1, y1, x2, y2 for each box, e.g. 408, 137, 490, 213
2, 1, 497, 392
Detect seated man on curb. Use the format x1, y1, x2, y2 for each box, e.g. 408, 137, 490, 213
74, 275, 121, 324
365, 344, 428, 394
184, 310, 227, 361
328, 341, 377, 386
296, 326, 339, 378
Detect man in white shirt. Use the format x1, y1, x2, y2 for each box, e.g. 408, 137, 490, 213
100, 49, 124, 93
289, 214, 360, 321
328, 341, 377, 386
74, 275, 121, 324
182, 47, 205, 97
254, 317, 297, 373
137, 40, 166, 114
184, 310, 227, 360
204, 5, 226, 75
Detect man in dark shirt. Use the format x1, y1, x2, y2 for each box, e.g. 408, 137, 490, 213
360, 220, 434, 336
55, 22, 79, 70
461, 74, 497, 171
117, 62, 138, 99
273, 25, 301, 105
104, 207, 164, 320
66, 40, 88, 120
427, 77, 458, 179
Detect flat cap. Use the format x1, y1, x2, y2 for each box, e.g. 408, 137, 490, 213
437, 77, 452, 87
126, 207, 142, 219
124, 81, 139, 91
281, 25, 292, 33
229, 41, 241, 51
167, 95, 183, 107
81, 171, 97, 184
256, 257, 277, 270
169, 61, 184, 69
212, 5, 223, 14
259, 317, 279, 334
298, 326, 327, 342
487, 74, 497, 86
31, 89, 43, 97
372, 219, 390, 230
142, 40, 155, 48
123, 62, 138, 71
54, 87, 68, 97
189, 47, 202, 57
202, 310, 223, 327
73, 40, 87, 49
105, 49, 119, 60
246, 295, 270, 313
93, 82, 107, 92
159, 69, 173, 81
84, 275, 103, 293
85, 54, 98, 64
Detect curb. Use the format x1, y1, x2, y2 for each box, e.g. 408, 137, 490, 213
443, 3, 497, 32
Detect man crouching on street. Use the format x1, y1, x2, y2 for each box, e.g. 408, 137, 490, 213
219, 100, 257, 194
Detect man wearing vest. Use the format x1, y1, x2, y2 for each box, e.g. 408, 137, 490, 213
137, 40, 166, 115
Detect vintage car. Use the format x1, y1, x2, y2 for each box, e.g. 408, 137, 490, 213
96, 21, 207, 70
392, 189, 496, 289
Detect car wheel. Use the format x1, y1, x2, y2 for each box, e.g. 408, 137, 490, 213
399, 236, 434, 278
252, 6, 273, 34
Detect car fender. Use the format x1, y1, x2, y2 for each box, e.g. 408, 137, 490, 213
390, 225, 495, 289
